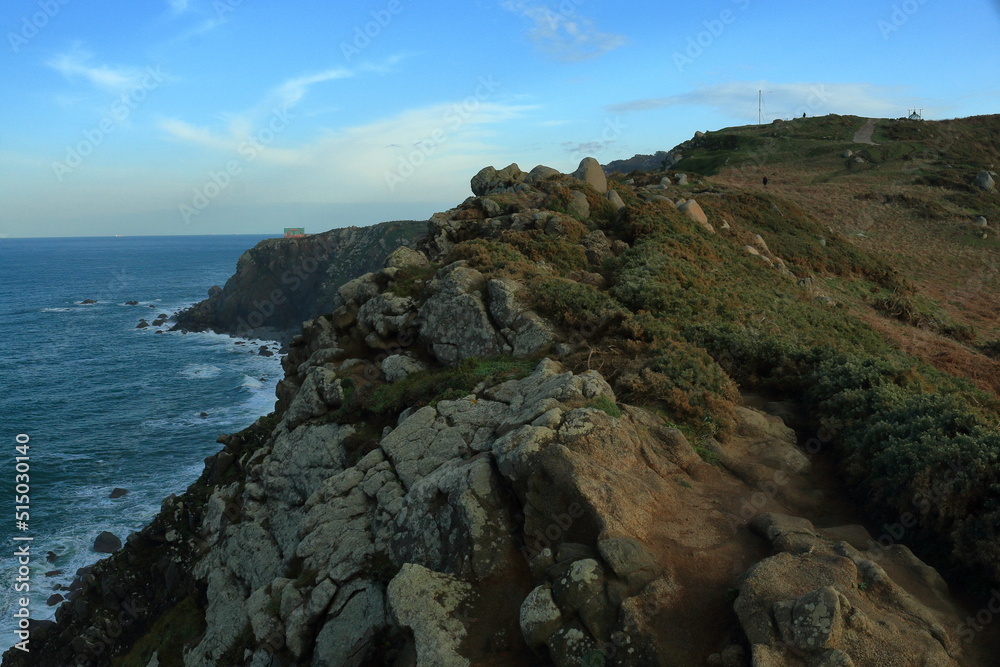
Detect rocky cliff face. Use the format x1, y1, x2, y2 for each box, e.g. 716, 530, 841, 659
9, 160, 992, 666
173, 220, 426, 342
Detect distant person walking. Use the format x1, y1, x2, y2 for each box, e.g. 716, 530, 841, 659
762, 176, 768, 188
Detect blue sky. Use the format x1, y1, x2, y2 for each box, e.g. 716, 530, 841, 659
1, 0, 998, 237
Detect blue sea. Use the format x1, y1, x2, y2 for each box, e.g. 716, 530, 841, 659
0, 235, 282, 649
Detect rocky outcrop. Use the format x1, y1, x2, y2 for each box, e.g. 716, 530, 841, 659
733, 513, 962, 666
12, 157, 991, 667
974, 170, 996, 192
173, 220, 426, 342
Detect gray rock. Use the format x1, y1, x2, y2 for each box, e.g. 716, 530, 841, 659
338, 273, 380, 307
676, 173, 689, 186
380, 354, 428, 383
285, 367, 343, 428
471, 163, 525, 196
384, 246, 429, 270
975, 216, 988, 228
418, 264, 509, 364
520, 585, 563, 648
678, 200, 713, 233
526, 165, 562, 184
606, 189, 626, 210
93, 531, 121, 553
572, 157, 608, 194
597, 537, 657, 591
387, 564, 473, 666
773, 586, 844, 651
313, 582, 385, 667
487, 278, 554, 357
975, 171, 996, 192
567, 190, 590, 220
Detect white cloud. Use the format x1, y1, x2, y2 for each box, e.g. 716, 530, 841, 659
501, 1, 627, 61
46, 47, 148, 93
168, 0, 189, 15
607, 81, 909, 119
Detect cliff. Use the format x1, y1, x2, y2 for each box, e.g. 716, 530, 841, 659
10, 115, 1000, 666
173, 220, 426, 342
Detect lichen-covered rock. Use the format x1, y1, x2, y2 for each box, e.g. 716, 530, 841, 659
487, 278, 554, 357
387, 564, 473, 667
380, 353, 428, 383
520, 585, 563, 648
417, 263, 509, 364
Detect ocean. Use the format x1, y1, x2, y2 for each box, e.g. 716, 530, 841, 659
0, 235, 282, 649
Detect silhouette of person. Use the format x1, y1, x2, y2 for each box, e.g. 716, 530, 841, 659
762, 176, 768, 188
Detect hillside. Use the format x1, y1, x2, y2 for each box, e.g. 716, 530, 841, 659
8, 115, 1000, 666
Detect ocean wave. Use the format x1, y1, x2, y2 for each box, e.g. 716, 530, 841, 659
178, 363, 222, 379
40, 307, 74, 313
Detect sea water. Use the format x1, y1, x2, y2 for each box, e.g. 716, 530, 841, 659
0, 235, 282, 649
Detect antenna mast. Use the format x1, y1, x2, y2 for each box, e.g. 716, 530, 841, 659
758, 90, 762, 125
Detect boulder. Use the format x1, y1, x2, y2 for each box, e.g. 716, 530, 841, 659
974, 171, 996, 192
136, 320, 149, 329
606, 189, 626, 211
660, 176, 672, 186
678, 200, 713, 233
80, 299, 97, 305
471, 163, 526, 196
526, 165, 562, 184
124, 300, 139, 306
384, 246, 430, 271
520, 585, 563, 649
572, 157, 608, 194
109, 488, 129, 499
676, 173, 689, 186
93, 531, 122, 553
381, 354, 428, 383
975, 216, 988, 228
567, 191, 590, 220
46, 594, 64, 607
387, 564, 473, 667
418, 264, 509, 364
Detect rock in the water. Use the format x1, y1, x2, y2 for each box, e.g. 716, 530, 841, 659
567, 191, 590, 220
46, 594, 64, 607
124, 300, 139, 306
93, 531, 122, 553
46, 551, 58, 563
80, 299, 97, 305
974, 171, 996, 192
109, 488, 129, 499
258, 346, 274, 357
136, 320, 149, 329
572, 157, 608, 194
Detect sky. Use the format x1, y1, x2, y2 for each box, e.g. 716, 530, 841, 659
1, 0, 998, 238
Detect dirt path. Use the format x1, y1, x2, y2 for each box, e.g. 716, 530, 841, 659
853, 117, 879, 144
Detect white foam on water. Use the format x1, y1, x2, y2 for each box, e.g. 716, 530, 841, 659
178, 363, 222, 379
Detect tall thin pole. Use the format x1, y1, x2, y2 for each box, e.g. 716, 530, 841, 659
758, 90, 762, 125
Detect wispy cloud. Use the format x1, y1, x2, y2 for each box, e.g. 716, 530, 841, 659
168, 0, 190, 15
501, 1, 627, 61
46, 46, 148, 93
607, 82, 908, 119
